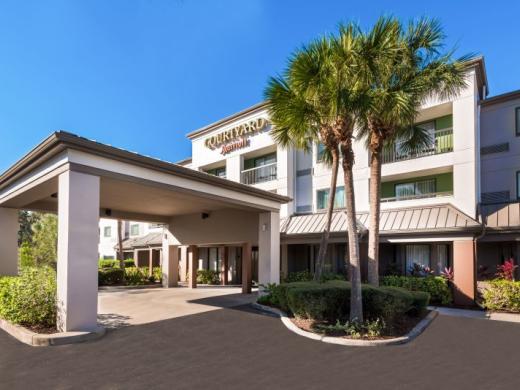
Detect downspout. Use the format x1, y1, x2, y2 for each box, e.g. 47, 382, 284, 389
473, 202, 487, 307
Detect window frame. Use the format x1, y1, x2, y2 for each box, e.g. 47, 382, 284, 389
516, 107, 520, 136
130, 224, 140, 236
103, 226, 111, 238
316, 186, 345, 210
394, 178, 437, 200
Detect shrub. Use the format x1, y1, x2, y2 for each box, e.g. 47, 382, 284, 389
98, 259, 118, 269
381, 275, 452, 305
482, 280, 520, 312
496, 259, 518, 281
0, 267, 56, 328
98, 268, 124, 285
124, 267, 148, 285
272, 280, 428, 324
19, 242, 35, 268
152, 267, 162, 283
284, 270, 313, 283
316, 318, 385, 338
197, 269, 220, 285
124, 259, 135, 268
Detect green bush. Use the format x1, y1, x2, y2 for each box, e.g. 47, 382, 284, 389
197, 269, 220, 285
482, 280, 520, 312
98, 259, 118, 269
381, 275, 452, 305
284, 270, 313, 283
0, 267, 56, 328
272, 280, 429, 323
98, 268, 124, 285
124, 259, 135, 268
124, 267, 148, 285
153, 267, 162, 283
19, 242, 35, 268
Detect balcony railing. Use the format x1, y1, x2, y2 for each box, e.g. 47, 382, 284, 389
241, 162, 277, 185
382, 128, 453, 164
381, 191, 453, 203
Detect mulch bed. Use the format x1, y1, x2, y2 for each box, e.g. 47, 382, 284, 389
291, 311, 429, 340
23, 324, 57, 334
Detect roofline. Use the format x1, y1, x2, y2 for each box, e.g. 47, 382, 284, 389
480, 88, 520, 106
467, 56, 488, 97
0, 131, 291, 205
176, 157, 192, 165
186, 101, 269, 140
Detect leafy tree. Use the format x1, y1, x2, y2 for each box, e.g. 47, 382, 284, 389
357, 17, 473, 286
18, 210, 38, 246
31, 213, 58, 267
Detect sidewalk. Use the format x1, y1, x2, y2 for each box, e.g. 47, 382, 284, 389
429, 306, 520, 323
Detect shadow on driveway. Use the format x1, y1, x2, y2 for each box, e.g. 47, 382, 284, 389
1, 306, 519, 389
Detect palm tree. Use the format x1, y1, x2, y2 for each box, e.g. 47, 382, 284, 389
358, 17, 474, 286
265, 38, 342, 282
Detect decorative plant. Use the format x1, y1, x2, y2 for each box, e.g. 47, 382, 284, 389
496, 259, 518, 281
409, 263, 434, 277
441, 267, 454, 282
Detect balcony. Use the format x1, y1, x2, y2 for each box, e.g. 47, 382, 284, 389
241, 162, 277, 185
381, 191, 453, 203
382, 128, 453, 164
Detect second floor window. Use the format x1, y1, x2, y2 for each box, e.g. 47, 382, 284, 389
395, 179, 436, 200
130, 224, 140, 236
206, 166, 226, 178
317, 186, 345, 210
103, 226, 111, 237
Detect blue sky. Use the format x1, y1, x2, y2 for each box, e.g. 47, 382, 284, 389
1, 0, 519, 171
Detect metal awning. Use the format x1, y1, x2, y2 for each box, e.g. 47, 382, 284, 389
480, 202, 520, 232
280, 203, 481, 236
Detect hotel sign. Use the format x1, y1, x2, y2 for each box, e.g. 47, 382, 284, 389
204, 117, 269, 155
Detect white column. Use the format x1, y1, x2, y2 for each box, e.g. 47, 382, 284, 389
57, 171, 100, 332
226, 154, 242, 183
276, 145, 294, 218
0, 207, 19, 276
258, 211, 280, 288
161, 229, 179, 288
281, 243, 288, 281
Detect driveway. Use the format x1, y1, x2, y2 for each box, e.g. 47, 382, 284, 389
1, 301, 520, 389
98, 286, 256, 327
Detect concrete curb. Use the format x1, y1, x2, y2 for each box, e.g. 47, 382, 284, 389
98, 284, 162, 291
428, 306, 520, 323
251, 302, 438, 347
0, 318, 106, 347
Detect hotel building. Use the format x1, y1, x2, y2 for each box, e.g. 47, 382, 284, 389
97, 57, 520, 305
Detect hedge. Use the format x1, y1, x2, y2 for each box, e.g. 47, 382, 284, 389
482, 280, 520, 312
197, 270, 220, 285
381, 275, 452, 305
98, 258, 136, 269
98, 268, 124, 285
271, 280, 429, 323
0, 267, 57, 328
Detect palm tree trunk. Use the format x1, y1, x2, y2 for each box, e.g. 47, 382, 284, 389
341, 143, 363, 322
368, 132, 382, 286
314, 148, 340, 282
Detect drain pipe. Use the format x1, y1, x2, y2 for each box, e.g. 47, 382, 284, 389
473, 203, 487, 307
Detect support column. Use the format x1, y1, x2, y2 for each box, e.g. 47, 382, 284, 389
161, 242, 179, 287
258, 211, 280, 289
188, 245, 198, 289
453, 240, 476, 306
57, 171, 100, 332
0, 207, 19, 276
281, 244, 288, 282
221, 246, 229, 286
148, 247, 153, 276
242, 242, 252, 294
179, 246, 188, 282
133, 249, 139, 267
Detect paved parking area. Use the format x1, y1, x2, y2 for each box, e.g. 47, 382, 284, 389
1, 292, 520, 389
98, 286, 256, 327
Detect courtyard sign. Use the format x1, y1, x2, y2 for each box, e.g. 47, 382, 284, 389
204, 117, 269, 155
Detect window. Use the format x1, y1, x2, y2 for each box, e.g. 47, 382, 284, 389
103, 226, 111, 237
244, 152, 277, 170
516, 107, 520, 136
517, 171, 520, 199
405, 244, 430, 274
317, 142, 326, 162
317, 186, 345, 210
206, 166, 226, 178
395, 179, 436, 200
130, 224, 140, 236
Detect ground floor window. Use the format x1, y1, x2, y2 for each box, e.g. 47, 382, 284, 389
405, 243, 448, 274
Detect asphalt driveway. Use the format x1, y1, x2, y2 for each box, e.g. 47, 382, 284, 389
1, 303, 519, 389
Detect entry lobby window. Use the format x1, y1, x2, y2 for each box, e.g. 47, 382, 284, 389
241, 152, 277, 184
206, 166, 226, 178
130, 224, 140, 236
317, 186, 345, 210
103, 226, 111, 237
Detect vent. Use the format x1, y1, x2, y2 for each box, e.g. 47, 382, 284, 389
296, 168, 312, 177
481, 142, 509, 155
482, 191, 510, 204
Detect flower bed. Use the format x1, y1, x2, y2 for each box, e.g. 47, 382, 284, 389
261, 280, 430, 339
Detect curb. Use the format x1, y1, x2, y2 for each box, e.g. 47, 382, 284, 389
251, 303, 438, 347
98, 284, 162, 291
0, 318, 106, 347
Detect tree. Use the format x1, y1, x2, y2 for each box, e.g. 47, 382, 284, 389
265, 37, 341, 282
31, 213, 58, 267
18, 210, 37, 246
358, 17, 473, 286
